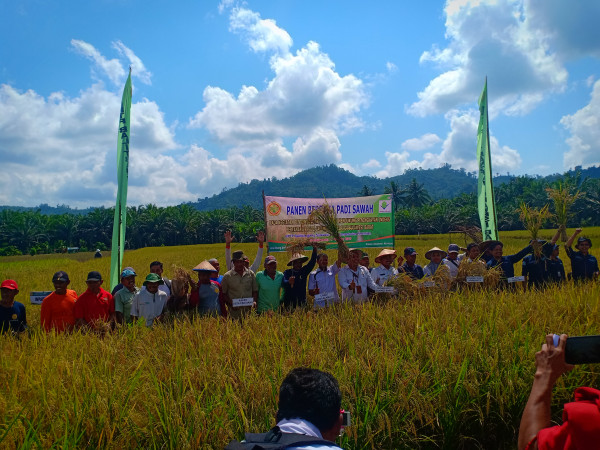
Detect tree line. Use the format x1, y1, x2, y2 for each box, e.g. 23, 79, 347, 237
0, 174, 599, 256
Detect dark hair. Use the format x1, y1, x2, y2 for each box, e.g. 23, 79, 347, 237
317, 253, 328, 261
276, 367, 341, 432
466, 243, 479, 252
150, 261, 163, 269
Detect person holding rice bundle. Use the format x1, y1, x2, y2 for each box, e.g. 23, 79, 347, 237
486, 241, 533, 288
189, 261, 222, 317
282, 246, 318, 310
338, 248, 379, 303
564, 228, 599, 282
371, 249, 400, 286
423, 247, 447, 277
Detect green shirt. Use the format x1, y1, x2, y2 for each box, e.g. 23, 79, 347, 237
114, 286, 139, 323
255, 270, 284, 313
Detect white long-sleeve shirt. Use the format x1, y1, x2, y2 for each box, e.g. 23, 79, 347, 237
338, 265, 378, 303
308, 264, 340, 301
370, 265, 398, 286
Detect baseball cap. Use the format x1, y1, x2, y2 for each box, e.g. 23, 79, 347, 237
448, 244, 460, 254
232, 250, 247, 261
264, 255, 277, 266
1, 279, 18, 290
404, 247, 417, 256
121, 268, 137, 278
86, 271, 102, 281
52, 271, 70, 282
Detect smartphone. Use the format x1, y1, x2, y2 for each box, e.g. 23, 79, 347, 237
341, 410, 351, 427
565, 335, 600, 365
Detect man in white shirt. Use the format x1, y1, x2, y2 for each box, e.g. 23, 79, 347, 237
226, 367, 345, 449
370, 249, 401, 286
131, 273, 168, 327
442, 244, 461, 279
308, 252, 342, 307
149, 261, 171, 297
338, 249, 379, 303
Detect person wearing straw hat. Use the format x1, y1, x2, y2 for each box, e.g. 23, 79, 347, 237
224, 230, 265, 274
565, 228, 599, 282
189, 261, 222, 317
338, 248, 379, 303
399, 247, 424, 280
130, 273, 168, 327
423, 247, 447, 278
308, 251, 343, 307
282, 246, 318, 310
221, 250, 258, 320
256, 255, 285, 314
371, 249, 400, 286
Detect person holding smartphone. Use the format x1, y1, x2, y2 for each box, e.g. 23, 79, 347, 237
518, 334, 600, 449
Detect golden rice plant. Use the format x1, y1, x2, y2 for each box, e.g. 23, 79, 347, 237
546, 182, 582, 242
285, 238, 327, 256
305, 203, 350, 262
519, 203, 552, 257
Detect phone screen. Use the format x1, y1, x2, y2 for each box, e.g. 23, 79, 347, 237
565, 335, 600, 365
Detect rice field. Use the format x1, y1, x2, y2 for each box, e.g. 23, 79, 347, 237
0, 228, 599, 449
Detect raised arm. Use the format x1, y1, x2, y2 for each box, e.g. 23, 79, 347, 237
565, 228, 582, 249
225, 230, 233, 270
301, 246, 318, 276
508, 245, 533, 264
250, 231, 265, 273
518, 334, 573, 450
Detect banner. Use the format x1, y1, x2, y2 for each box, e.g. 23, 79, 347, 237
476, 77, 499, 241
110, 69, 132, 291
264, 194, 394, 252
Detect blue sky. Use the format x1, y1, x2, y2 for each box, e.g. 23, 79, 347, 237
1, 0, 600, 207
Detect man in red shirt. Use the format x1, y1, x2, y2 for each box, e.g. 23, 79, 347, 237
41, 271, 77, 333
74, 271, 114, 332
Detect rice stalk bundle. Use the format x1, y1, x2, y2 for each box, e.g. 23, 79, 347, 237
546, 182, 582, 242
387, 272, 420, 300
456, 258, 488, 290
454, 226, 483, 244
172, 265, 195, 293
483, 265, 502, 289
427, 264, 452, 294
305, 203, 350, 262
285, 239, 327, 257
519, 203, 552, 257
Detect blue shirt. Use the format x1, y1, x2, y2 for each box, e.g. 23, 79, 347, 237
197, 282, 221, 316
546, 257, 566, 283
487, 245, 532, 281
0, 301, 27, 334
400, 263, 424, 280
565, 247, 599, 281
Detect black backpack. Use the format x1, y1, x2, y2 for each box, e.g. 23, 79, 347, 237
225, 426, 340, 450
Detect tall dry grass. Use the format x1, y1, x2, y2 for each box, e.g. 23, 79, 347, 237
0, 229, 599, 449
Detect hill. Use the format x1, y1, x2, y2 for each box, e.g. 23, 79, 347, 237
188, 164, 600, 211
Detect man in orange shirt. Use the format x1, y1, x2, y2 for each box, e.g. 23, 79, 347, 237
74, 271, 114, 332
40, 271, 77, 333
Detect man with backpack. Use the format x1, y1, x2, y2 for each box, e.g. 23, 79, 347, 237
226, 367, 346, 449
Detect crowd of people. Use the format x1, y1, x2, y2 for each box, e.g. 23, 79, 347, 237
0, 228, 597, 334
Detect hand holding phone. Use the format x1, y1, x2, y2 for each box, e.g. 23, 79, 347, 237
554, 334, 600, 365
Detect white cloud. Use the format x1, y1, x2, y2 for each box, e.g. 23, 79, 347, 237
113, 41, 152, 85
400, 133, 442, 151
71, 39, 126, 86
386, 62, 398, 73
374, 109, 521, 177
409, 0, 569, 117
229, 6, 292, 54
71, 39, 152, 86
561, 80, 600, 169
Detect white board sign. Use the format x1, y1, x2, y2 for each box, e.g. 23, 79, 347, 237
466, 276, 484, 283
313, 291, 335, 308
507, 276, 525, 283
232, 297, 254, 308
30, 291, 52, 305
375, 286, 397, 294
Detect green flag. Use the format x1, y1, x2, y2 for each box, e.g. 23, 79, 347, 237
476, 78, 499, 241
110, 69, 132, 291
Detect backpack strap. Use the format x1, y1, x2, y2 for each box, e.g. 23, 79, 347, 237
225, 426, 340, 449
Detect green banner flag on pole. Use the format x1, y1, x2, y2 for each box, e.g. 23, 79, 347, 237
110, 69, 132, 291
476, 77, 499, 241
